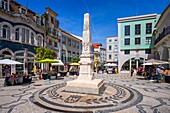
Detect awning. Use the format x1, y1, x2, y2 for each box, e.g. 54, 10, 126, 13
51, 60, 64, 66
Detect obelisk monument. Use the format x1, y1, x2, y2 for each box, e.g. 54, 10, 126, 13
65, 13, 104, 94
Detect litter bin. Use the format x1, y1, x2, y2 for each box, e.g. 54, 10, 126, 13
165, 76, 170, 83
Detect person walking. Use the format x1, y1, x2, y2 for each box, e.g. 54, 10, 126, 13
156, 66, 163, 83
131, 67, 134, 76
148, 67, 153, 80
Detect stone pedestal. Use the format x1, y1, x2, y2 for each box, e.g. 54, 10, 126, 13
65, 13, 104, 95
65, 79, 104, 95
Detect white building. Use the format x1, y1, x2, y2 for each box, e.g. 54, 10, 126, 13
106, 36, 118, 64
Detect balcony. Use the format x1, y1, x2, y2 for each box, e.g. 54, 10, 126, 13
155, 26, 170, 45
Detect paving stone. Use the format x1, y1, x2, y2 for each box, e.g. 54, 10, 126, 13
0, 74, 169, 113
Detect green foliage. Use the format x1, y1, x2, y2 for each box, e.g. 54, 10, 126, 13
71, 56, 80, 63
34, 47, 56, 61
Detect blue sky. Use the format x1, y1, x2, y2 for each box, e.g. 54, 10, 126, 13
16, 0, 169, 47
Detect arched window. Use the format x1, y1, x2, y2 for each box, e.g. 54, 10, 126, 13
2, 25, 10, 39
1, 0, 9, 10
25, 29, 29, 43
31, 32, 34, 45
37, 36, 42, 46
15, 28, 20, 41
21, 28, 25, 42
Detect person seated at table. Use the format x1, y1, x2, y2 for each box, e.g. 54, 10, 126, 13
8, 73, 15, 86
4, 73, 11, 86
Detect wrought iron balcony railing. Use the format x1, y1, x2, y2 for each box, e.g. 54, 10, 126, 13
155, 26, 170, 45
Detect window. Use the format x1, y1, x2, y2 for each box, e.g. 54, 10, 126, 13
109, 54, 112, 59
114, 54, 118, 61
62, 37, 66, 44
20, 8, 27, 14
72, 40, 76, 48
124, 38, 130, 45
25, 29, 29, 43
2, 25, 10, 39
77, 53, 79, 57
49, 40, 52, 45
124, 50, 130, 54
51, 17, 54, 24
109, 39, 112, 42
145, 49, 151, 54
1, 0, 8, 10
15, 28, 19, 41
109, 45, 112, 50
125, 25, 130, 36
135, 24, 141, 35
68, 51, 71, 57
114, 45, 118, 52
53, 29, 57, 36
62, 50, 66, 62
114, 39, 118, 42
36, 16, 41, 25
72, 52, 75, 57
21, 28, 25, 42
146, 23, 152, 34
68, 51, 71, 61
67, 38, 71, 46
54, 42, 58, 47
145, 37, 152, 45
76, 42, 79, 49
135, 37, 141, 45
31, 32, 34, 44
37, 36, 42, 46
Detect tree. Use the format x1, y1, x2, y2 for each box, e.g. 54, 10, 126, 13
34, 47, 56, 61
71, 56, 80, 63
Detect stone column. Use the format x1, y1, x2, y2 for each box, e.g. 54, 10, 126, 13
143, 59, 145, 71
11, 57, 16, 74
168, 48, 170, 68
136, 60, 138, 69
0, 56, 2, 78
129, 58, 131, 71
78, 13, 94, 80
24, 48, 28, 74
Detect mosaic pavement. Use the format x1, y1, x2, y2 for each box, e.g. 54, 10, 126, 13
0, 74, 170, 113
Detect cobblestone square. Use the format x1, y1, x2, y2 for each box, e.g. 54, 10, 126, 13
0, 74, 170, 113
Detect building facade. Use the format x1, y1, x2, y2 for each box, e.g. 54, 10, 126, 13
0, 0, 46, 77
154, 5, 170, 64
106, 36, 118, 65
117, 14, 159, 73
41, 8, 61, 59
92, 43, 106, 67
60, 28, 82, 64
100, 47, 106, 63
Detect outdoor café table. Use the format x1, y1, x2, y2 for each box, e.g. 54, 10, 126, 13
59, 71, 67, 76
42, 73, 49, 80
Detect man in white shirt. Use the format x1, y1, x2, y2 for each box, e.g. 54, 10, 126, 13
156, 66, 163, 83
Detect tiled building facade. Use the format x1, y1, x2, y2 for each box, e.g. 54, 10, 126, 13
0, 0, 82, 77
154, 5, 170, 64
117, 14, 159, 73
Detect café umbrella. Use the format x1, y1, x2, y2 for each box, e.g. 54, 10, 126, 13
0, 59, 23, 64
36, 59, 58, 63
104, 63, 117, 66
69, 63, 80, 66
145, 59, 169, 65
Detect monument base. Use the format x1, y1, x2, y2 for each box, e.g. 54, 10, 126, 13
65, 79, 105, 95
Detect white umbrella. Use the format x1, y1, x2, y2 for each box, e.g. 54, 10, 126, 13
142, 62, 153, 65
51, 60, 64, 66
104, 63, 117, 66
0, 59, 23, 64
